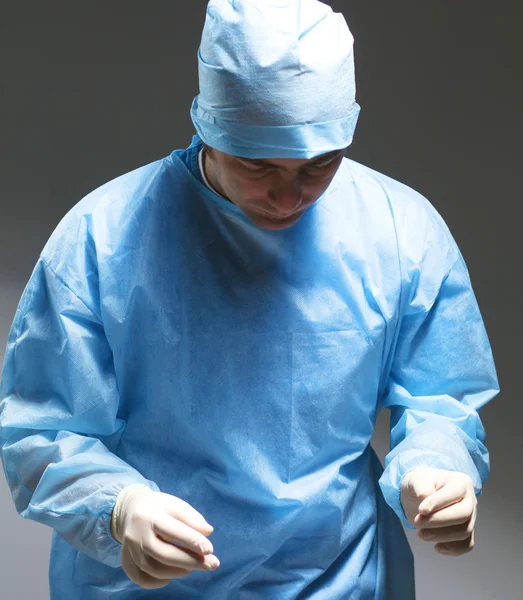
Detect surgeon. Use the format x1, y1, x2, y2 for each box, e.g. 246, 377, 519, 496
0, 1, 499, 598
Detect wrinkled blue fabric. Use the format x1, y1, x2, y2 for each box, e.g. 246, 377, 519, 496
0, 134, 499, 599
191, 0, 361, 158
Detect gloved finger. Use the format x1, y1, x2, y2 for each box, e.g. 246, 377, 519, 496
159, 493, 214, 535
416, 496, 476, 528
132, 545, 215, 579
419, 520, 475, 543
435, 530, 475, 556
127, 543, 194, 581
121, 546, 174, 590
147, 537, 220, 572
152, 511, 215, 556
418, 476, 469, 515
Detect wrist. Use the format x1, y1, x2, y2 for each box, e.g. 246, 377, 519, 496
111, 483, 153, 543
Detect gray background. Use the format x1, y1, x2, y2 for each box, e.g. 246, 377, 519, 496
1, 1, 521, 598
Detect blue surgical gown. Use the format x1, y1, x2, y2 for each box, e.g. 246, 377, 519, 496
0, 134, 499, 599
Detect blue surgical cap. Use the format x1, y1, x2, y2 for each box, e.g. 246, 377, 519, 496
190, 0, 361, 159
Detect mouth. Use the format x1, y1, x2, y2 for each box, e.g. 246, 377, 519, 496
259, 209, 300, 221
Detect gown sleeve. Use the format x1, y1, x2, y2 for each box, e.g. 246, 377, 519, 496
0, 257, 160, 568
377, 211, 500, 530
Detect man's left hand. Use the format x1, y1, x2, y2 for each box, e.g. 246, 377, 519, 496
400, 467, 478, 556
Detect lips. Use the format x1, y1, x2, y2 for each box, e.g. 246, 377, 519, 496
260, 209, 297, 220
264, 213, 290, 220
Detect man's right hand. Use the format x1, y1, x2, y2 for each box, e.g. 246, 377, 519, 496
111, 484, 220, 589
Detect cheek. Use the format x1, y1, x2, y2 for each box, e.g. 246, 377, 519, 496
232, 178, 271, 205
216, 173, 252, 203
302, 175, 336, 198
309, 173, 338, 196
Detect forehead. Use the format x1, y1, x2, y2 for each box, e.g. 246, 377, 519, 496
232, 149, 345, 168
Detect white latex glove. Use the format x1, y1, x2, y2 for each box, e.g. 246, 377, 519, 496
401, 468, 478, 556
111, 484, 220, 589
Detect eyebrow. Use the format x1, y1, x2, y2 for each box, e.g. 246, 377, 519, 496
237, 149, 344, 168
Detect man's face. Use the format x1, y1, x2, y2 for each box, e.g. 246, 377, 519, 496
203, 146, 347, 230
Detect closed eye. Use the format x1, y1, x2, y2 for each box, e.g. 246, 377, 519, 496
243, 164, 273, 173
308, 160, 335, 169
240, 154, 341, 174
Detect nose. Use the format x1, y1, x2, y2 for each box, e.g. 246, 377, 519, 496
267, 179, 304, 216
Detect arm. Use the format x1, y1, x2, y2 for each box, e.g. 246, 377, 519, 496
378, 231, 499, 530
0, 258, 160, 567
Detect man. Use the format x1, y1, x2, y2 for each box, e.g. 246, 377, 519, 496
0, 1, 499, 598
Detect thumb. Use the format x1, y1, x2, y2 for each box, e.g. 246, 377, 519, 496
401, 469, 440, 526
404, 469, 438, 501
